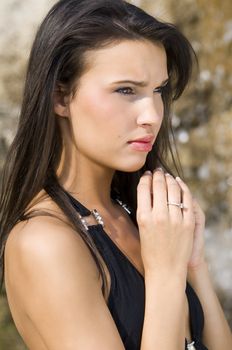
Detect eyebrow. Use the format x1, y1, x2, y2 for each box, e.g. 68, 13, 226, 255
111, 78, 169, 87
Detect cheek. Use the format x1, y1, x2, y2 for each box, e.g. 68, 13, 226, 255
69, 90, 125, 150
156, 95, 165, 116
156, 97, 165, 128
76, 90, 120, 125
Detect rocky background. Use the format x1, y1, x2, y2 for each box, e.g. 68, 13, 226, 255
0, 0, 231, 348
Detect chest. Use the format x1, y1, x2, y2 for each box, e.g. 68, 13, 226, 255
98, 216, 192, 343
103, 210, 145, 277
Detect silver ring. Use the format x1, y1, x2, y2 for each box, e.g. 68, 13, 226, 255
167, 202, 186, 209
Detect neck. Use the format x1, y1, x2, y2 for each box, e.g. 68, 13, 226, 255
57, 124, 116, 210
66, 165, 115, 210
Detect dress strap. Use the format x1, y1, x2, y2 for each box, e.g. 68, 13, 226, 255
65, 191, 91, 217
65, 189, 132, 230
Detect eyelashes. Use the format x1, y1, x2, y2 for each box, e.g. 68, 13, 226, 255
115, 84, 168, 96
153, 87, 164, 94
115, 87, 135, 95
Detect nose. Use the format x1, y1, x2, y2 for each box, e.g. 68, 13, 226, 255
136, 96, 164, 127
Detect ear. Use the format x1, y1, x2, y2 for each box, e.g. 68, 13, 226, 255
54, 85, 70, 118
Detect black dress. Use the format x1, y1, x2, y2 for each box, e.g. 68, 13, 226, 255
66, 191, 208, 350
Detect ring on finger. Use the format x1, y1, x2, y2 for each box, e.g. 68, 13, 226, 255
167, 201, 187, 210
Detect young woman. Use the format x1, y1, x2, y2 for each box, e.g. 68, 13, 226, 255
0, 0, 231, 349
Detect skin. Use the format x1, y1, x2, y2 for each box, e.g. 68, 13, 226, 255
4, 39, 232, 349
56, 39, 167, 209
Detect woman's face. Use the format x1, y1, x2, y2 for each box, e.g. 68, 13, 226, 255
65, 39, 168, 172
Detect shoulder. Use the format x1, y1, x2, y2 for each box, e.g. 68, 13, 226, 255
5, 189, 84, 261
4, 198, 101, 295
6, 214, 90, 260
4, 199, 125, 349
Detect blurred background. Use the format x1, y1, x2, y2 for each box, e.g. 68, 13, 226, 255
0, 0, 231, 348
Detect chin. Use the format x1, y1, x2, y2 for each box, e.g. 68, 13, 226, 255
115, 160, 146, 173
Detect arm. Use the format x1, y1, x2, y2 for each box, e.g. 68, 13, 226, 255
176, 181, 232, 349
141, 269, 187, 350
4, 216, 125, 350
137, 170, 196, 350
188, 263, 232, 349
138, 171, 232, 349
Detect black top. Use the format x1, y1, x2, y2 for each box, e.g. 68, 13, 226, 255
66, 191, 208, 350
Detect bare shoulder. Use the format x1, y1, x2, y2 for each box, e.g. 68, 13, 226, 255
4, 190, 101, 293
4, 196, 124, 349
5, 199, 100, 289
5, 189, 89, 267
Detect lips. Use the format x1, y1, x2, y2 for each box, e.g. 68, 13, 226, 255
127, 135, 154, 152
128, 135, 154, 144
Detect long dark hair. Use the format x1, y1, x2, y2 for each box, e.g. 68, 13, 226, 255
0, 0, 196, 294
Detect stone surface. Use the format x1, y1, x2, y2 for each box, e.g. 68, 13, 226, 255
0, 0, 231, 347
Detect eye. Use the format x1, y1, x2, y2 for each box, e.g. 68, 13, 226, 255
115, 87, 135, 95
153, 81, 169, 95
153, 87, 163, 95
153, 86, 165, 95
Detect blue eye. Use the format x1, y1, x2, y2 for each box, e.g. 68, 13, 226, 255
116, 87, 134, 95
116, 83, 168, 96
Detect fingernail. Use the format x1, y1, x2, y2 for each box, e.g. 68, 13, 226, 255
144, 170, 152, 175
156, 167, 163, 172
176, 176, 182, 181
165, 173, 172, 177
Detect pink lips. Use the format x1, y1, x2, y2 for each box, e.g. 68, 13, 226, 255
128, 135, 154, 152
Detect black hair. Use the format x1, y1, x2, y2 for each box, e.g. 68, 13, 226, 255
0, 0, 196, 295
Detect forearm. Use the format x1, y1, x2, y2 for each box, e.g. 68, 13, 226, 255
141, 269, 187, 350
188, 262, 232, 350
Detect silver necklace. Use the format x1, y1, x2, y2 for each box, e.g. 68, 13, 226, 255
78, 198, 132, 230
91, 198, 131, 227
114, 198, 132, 215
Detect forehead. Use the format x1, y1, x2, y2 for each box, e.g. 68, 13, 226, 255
81, 39, 168, 84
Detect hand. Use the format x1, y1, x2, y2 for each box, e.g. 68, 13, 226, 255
136, 169, 196, 276
176, 178, 207, 273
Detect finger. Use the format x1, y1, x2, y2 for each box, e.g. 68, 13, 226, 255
152, 168, 168, 215
175, 177, 194, 221
165, 173, 182, 219
137, 171, 153, 213
192, 198, 205, 226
